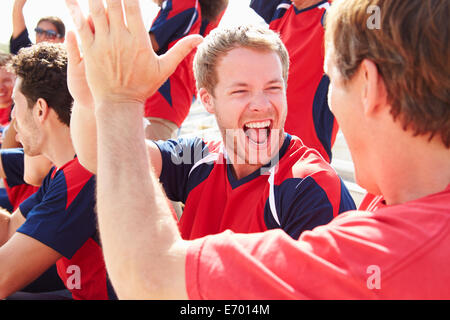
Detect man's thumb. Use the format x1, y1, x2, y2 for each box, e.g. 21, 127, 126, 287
159, 35, 203, 78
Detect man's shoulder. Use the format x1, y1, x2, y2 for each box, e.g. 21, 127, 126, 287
47, 157, 94, 194
279, 136, 335, 179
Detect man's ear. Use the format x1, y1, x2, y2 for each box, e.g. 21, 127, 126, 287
360, 59, 389, 117
34, 98, 50, 123
198, 88, 215, 114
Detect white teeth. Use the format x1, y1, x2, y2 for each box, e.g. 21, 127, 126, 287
245, 120, 271, 129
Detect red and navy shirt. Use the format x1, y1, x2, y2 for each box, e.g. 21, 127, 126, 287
250, 0, 337, 162
155, 134, 355, 240
17, 157, 117, 300
1, 148, 39, 211
9, 28, 33, 55
145, 0, 202, 127
359, 193, 386, 212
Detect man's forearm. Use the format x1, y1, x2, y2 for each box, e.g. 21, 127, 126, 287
12, 0, 27, 39
95, 102, 187, 299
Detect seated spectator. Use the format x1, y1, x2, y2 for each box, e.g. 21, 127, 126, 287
10, 0, 65, 55
0, 54, 15, 137
0, 43, 116, 300
67, 0, 450, 299
0, 51, 63, 298
250, 0, 337, 162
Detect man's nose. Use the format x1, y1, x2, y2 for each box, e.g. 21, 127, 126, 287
248, 91, 271, 112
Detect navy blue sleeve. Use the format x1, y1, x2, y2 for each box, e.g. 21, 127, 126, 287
150, 0, 199, 54
250, 0, 285, 24
264, 176, 355, 240
10, 28, 32, 55
17, 172, 97, 259
19, 168, 53, 218
1, 148, 26, 187
154, 137, 209, 203
312, 75, 335, 162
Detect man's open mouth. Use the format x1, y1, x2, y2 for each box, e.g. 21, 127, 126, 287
243, 120, 272, 145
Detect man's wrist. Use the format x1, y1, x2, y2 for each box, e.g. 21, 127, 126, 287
94, 99, 145, 131
95, 99, 144, 115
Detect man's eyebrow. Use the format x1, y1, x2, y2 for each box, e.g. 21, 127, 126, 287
266, 79, 284, 85
227, 78, 284, 88
228, 82, 249, 87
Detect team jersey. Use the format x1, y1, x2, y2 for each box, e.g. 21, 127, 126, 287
250, 0, 337, 162
155, 134, 355, 240
358, 193, 386, 212
0, 105, 12, 148
144, 0, 202, 127
1, 148, 39, 211
17, 157, 116, 300
186, 184, 450, 299
0, 106, 11, 126
199, 10, 226, 37
9, 28, 33, 55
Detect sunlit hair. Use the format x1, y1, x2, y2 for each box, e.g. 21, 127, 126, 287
325, 0, 450, 147
194, 24, 289, 96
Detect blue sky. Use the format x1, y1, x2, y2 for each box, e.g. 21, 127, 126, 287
0, 0, 263, 45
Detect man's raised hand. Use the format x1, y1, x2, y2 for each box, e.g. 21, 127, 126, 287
65, 0, 202, 108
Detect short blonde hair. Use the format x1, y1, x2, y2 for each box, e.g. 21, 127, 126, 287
193, 24, 289, 96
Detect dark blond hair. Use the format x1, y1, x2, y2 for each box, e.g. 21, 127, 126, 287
194, 24, 289, 96
325, 0, 450, 147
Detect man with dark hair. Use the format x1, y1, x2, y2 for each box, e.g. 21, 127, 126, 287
0, 43, 115, 300
68, 0, 449, 299
10, 0, 65, 55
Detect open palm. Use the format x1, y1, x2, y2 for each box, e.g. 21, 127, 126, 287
65, 0, 202, 107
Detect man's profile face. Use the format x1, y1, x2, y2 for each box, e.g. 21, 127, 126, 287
208, 47, 287, 167
11, 78, 42, 156
0, 67, 15, 107
325, 45, 372, 191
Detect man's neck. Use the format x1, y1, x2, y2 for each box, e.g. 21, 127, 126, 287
376, 136, 450, 206
42, 125, 76, 168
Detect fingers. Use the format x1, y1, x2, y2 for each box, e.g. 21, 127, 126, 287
66, 0, 94, 48
66, 31, 82, 66
88, 0, 109, 35
105, 0, 126, 33
159, 35, 203, 78
123, 0, 147, 38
